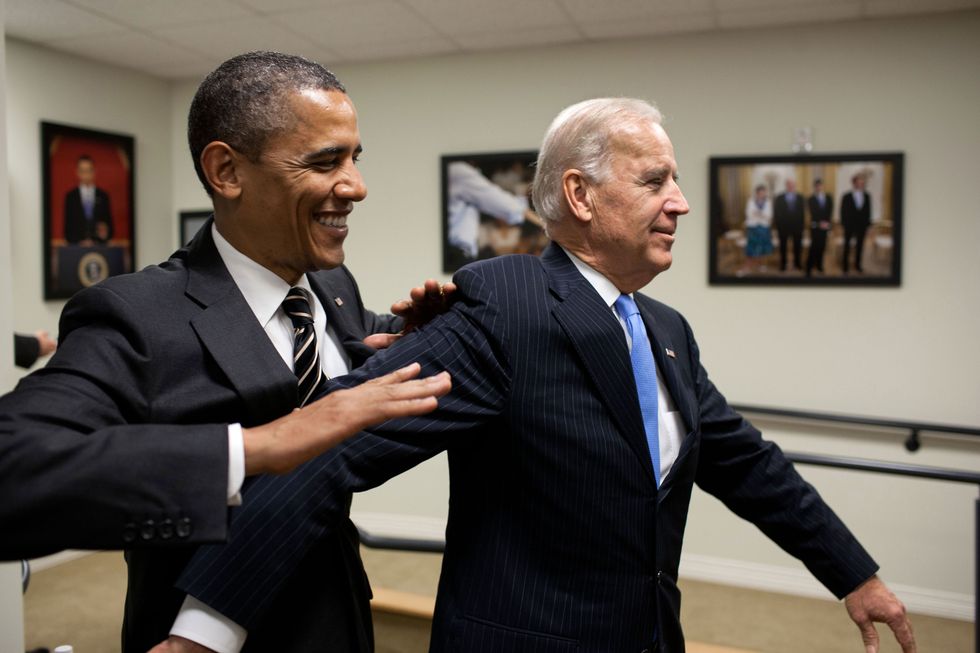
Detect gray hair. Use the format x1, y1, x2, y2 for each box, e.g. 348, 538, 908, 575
531, 98, 663, 225
188, 51, 346, 195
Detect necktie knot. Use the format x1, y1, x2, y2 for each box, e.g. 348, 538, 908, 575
614, 293, 640, 320
283, 287, 315, 330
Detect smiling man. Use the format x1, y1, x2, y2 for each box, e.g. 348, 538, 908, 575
0, 50, 454, 653
165, 97, 915, 653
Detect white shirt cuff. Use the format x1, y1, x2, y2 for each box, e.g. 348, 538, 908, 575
227, 424, 245, 506
171, 595, 248, 653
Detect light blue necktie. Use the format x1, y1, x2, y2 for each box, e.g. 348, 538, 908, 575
614, 294, 661, 487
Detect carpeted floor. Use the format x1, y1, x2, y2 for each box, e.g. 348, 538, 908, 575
22, 550, 973, 652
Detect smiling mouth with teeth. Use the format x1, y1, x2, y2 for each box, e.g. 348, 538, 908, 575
316, 214, 348, 228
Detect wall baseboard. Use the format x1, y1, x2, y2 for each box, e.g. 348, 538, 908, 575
352, 511, 974, 622
680, 553, 973, 622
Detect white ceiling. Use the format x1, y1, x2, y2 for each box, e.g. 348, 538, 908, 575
6, 0, 980, 80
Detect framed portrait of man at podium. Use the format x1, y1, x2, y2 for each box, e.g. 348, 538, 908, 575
41, 121, 136, 300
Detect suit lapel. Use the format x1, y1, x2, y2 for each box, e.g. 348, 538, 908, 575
307, 272, 375, 369
543, 244, 658, 487
183, 221, 298, 424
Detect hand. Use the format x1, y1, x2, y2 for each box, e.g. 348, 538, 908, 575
390, 279, 457, 333
242, 363, 450, 475
844, 575, 916, 652
363, 332, 402, 350
147, 635, 215, 653
33, 330, 57, 357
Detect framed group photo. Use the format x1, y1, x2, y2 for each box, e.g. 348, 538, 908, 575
42, 121, 135, 299
709, 152, 903, 286
441, 150, 547, 273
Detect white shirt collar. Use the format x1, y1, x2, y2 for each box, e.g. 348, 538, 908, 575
211, 223, 313, 328
560, 245, 624, 308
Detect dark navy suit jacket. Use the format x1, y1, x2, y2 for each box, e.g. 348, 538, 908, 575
179, 243, 877, 653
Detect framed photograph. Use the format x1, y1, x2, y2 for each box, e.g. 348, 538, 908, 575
709, 153, 903, 286
180, 209, 211, 246
441, 150, 547, 273
42, 121, 136, 299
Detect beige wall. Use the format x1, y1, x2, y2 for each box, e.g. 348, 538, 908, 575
309, 11, 977, 607
5, 38, 174, 370
1, 3, 27, 650
8, 9, 978, 617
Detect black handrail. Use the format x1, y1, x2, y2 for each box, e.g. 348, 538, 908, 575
731, 403, 980, 452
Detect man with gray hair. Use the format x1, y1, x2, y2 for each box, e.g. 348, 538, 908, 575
168, 97, 915, 653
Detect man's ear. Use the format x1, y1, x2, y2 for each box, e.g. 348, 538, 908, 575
200, 142, 243, 200
561, 169, 593, 224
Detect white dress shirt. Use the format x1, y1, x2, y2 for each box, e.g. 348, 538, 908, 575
561, 247, 686, 481
170, 224, 352, 652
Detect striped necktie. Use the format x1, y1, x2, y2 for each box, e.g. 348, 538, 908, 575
282, 287, 325, 407
614, 293, 661, 487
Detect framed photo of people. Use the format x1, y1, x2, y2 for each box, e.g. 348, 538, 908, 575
41, 121, 136, 300
441, 150, 547, 273
708, 152, 903, 286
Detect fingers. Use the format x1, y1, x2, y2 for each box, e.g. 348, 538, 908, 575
858, 620, 879, 653
362, 333, 403, 349
369, 371, 451, 419
362, 362, 422, 386
887, 612, 916, 653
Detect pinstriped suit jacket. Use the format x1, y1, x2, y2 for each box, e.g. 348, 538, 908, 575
179, 243, 877, 653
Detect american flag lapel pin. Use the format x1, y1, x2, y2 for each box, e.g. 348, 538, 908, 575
334, 297, 344, 307
665, 348, 676, 359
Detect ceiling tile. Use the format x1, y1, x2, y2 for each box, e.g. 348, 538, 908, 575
718, 2, 861, 29
714, 0, 850, 9
46, 31, 206, 71
272, 1, 442, 48
338, 34, 459, 62
5, 0, 127, 41
454, 24, 582, 51
232, 0, 342, 12
558, 0, 713, 25
862, 0, 980, 17
152, 15, 322, 62
581, 12, 716, 39
403, 0, 571, 35
67, 0, 251, 29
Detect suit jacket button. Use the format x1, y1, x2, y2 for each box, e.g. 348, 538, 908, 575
158, 518, 175, 540
139, 519, 156, 541
656, 570, 663, 584
176, 517, 192, 538
122, 522, 137, 544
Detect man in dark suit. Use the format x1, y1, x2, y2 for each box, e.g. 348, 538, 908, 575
0, 50, 451, 648
167, 98, 915, 653
63, 155, 113, 244
773, 178, 805, 272
806, 178, 833, 276
841, 173, 873, 273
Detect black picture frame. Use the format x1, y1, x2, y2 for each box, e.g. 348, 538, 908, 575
179, 209, 211, 246
709, 152, 904, 286
441, 150, 546, 273
41, 121, 136, 300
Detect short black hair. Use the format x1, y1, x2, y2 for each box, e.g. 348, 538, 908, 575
187, 51, 346, 195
